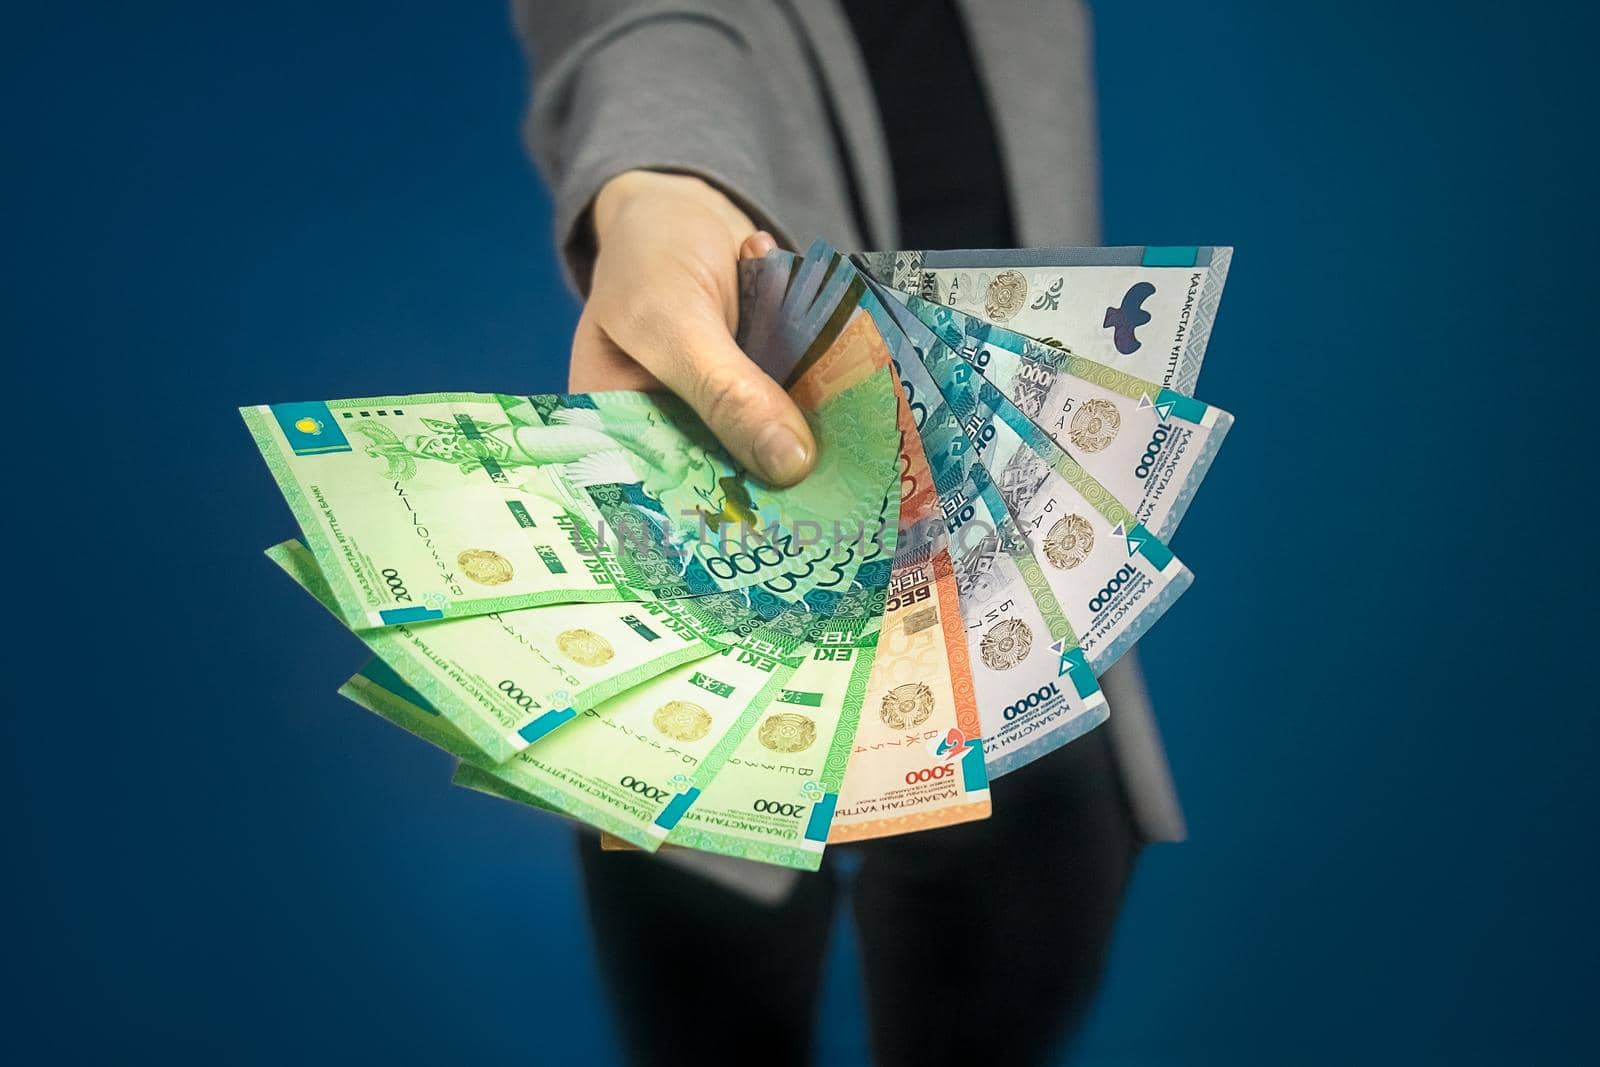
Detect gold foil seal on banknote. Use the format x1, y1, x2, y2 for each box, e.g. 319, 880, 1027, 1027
457, 548, 514, 585
1068, 398, 1122, 452
984, 270, 1028, 321
759, 713, 817, 753
1043, 514, 1094, 569
556, 628, 615, 668
879, 683, 934, 730
980, 618, 1033, 671
653, 700, 712, 742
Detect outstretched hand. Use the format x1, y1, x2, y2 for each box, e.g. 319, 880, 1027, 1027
571, 170, 817, 487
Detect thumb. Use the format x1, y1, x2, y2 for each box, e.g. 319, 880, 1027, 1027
607, 301, 818, 487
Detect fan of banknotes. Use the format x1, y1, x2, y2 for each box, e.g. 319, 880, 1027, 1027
242, 240, 1233, 870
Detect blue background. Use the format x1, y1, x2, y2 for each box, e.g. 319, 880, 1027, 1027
8, 1, 1595, 1062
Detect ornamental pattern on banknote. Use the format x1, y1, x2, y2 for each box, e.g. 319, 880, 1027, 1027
992, 447, 1052, 518
820, 634, 879, 790
1030, 277, 1064, 312
761, 607, 818, 642
1060, 351, 1156, 398
1008, 379, 1049, 420
931, 553, 983, 742
953, 530, 1009, 603
1011, 547, 1077, 647
591, 486, 701, 596
1179, 246, 1233, 395
830, 581, 889, 621
672, 590, 755, 635
344, 417, 495, 480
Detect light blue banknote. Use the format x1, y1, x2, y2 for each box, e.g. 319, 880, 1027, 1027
861, 245, 1232, 395
864, 281, 1193, 673
857, 285, 1110, 773
898, 293, 1234, 541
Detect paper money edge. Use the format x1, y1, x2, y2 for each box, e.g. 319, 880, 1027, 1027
242, 405, 373, 630
904, 293, 1236, 541
266, 539, 719, 765
463, 631, 806, 853
826, 553, 992, 843
338, 658, 486, 762
864, 244, 1233, 395
660, 624, 883, 871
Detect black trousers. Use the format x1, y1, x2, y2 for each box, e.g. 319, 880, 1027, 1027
577, 726, 1141, 1066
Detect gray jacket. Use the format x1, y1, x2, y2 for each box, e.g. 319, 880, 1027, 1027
513, 0, 1185, 843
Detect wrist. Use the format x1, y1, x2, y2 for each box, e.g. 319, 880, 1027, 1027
593, 170, 755, 245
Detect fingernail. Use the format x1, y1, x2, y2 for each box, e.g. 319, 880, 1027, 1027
753, 423, 811, 486
742, 231, 778, 259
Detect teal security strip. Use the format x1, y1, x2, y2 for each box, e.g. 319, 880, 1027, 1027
1128, 523, 1176, 570
360, 657, 437, 715
1154, 388, 1211, 425
379, 605, 444, 625
1061, 646, 1101, 700
960, 738, 989, 792
1141, 246, 1199, 267
654, 786, 702, 831
517, 706, 577, 745
804, 792, 838, 842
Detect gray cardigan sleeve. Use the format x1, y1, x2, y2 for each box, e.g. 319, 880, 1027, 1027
512, 0, 791, 293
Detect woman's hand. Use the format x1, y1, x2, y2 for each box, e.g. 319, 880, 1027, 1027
571, 169, 817, 487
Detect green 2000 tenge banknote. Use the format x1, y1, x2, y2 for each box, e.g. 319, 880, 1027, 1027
339, 609, 882, 869
452, 624, 809, 851
267, 539, 738, 764
337, 660, 569, 821
242, 378, 899, 631
658, 617, 882, 870
861, 245, 1232, 395
339, 657, 486, 763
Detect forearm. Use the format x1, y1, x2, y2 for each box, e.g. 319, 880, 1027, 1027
513, 1, 788, 291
